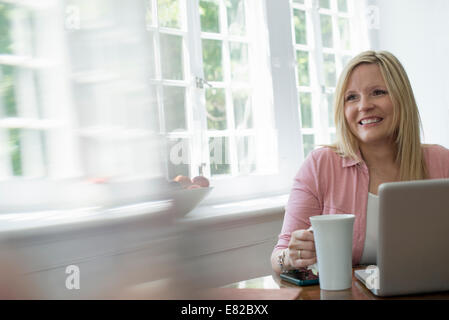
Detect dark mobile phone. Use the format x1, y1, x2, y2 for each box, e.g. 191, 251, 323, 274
280, 268, 319, 286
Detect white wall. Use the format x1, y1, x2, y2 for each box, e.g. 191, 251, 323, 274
375, 0, 449, 148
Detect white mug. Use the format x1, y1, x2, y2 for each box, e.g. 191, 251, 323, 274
310, 214, 355, 291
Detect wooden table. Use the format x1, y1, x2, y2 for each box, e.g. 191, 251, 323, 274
221, 267, 449, 300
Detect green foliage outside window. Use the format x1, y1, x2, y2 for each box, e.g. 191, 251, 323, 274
294, 9, 307, 45
0, 65, 16, 117
157, 0, 181, 28
303, 134, 315, 158
0, 5, 23, 175
319, 0, 330, 9
202, 39, 223, 81
0, 4, 12, 54
200, 0, 220, 32
206, 88, 227, 130
296, 50, 310, 86
299, 92, 312, 128
8, 129, 22, 176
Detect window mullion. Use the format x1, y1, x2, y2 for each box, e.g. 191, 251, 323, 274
185, 0, 210, 177
218, 0, 238, 177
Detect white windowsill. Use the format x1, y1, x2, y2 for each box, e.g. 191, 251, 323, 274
179, 194, 288, 226
0, 194, 289, 235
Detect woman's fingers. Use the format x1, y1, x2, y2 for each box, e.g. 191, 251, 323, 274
291, 229, 315, 242
286, 228, 317, 268
299, 250, 316, 259
290, 257, 318, 269
288, 249, 316, 262
288, 240, 315, 252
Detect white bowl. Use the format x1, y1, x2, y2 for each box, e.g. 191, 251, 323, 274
170, 187, 212, 218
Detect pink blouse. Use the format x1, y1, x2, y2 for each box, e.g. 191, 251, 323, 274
274, 144, 449, 265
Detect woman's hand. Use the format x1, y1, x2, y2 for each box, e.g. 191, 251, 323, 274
287, 229, 317, 268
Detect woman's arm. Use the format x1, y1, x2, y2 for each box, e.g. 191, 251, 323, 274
271, 150, 324, 274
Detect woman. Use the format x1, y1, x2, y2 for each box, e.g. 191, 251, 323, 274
271, 50, 449, 274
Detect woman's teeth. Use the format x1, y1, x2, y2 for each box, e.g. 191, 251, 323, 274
360, 118, 382, 125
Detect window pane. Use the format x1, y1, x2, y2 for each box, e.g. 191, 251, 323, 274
0, 66, 44, 119
5, 128, 46, 177
229, 42, 249, 82
202, 39, 223, 81
320, 14, 333, 48
303, 134, 315, 158
8, 128, 22, 176
293, 9, 307, 45
209, 136, 230, 175
69, 0, 113, 30
293, 0, 305, 3
0, 3, 13, 54
0, 4, 36, 56
323, 53, 336, 87
157, 0, 181, 29
0, 65, 17, 117
160, 33, 184, 80
167, 138, 190, 179
338, 0, 348, 12
206, 88, 227, 130
236, 135, 256, 174
319, 0, 331, 9
163, 86, 186, 132
330, 132, 336, 143
338, 17, 351, 50
233, 89, 253, 129
296, 50, 310, 86
199, 0, 220, 33
299, 92, 312, 128
226, 0, 246, 36
327, 93, 335, 127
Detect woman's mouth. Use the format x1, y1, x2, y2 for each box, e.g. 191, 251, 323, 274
359, 117, 383, 126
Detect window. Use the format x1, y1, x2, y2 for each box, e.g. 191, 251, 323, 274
0, 0, 283, 205
68, 0, 163, 180
146, 0, 282, 203
0, 0, 166, 210
0, 0, 371, 211
291, 0, 369, 157
0, 2, 79, 179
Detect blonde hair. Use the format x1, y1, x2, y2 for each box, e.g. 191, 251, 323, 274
329, 50, 427, 181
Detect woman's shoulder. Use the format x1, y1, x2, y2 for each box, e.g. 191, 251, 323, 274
422, 144, 449, 158
305, 146, 344, 167
422, 144, 449, 177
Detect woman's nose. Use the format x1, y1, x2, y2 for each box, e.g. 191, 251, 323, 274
358, 95, 374, 112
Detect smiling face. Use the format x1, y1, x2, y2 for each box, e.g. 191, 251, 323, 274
344, 63, 397, 148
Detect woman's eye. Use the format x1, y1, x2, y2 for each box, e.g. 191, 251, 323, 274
373, 89, 387, 96
346, 95, 356, 101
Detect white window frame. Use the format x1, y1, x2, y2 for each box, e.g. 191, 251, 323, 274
152, 0, 298, 204
290, 0, 370, 157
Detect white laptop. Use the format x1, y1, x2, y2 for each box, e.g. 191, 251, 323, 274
355, 178, 449, 297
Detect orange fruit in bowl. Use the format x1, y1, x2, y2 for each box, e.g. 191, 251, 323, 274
173, 175, 192, 188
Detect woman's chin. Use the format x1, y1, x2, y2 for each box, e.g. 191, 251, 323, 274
357, 135, 394, 146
